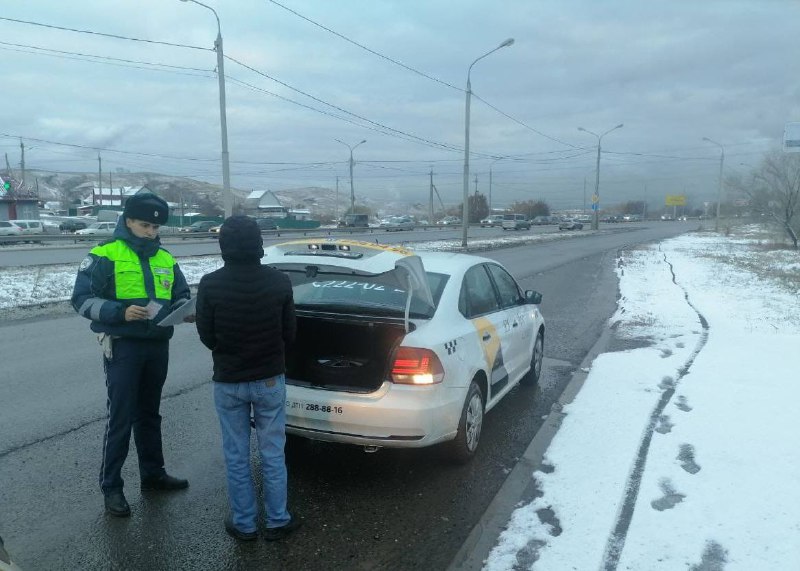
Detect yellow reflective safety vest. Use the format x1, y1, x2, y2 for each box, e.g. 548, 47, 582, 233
91, 240, 176, 301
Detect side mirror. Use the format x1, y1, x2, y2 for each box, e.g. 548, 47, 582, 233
525, 290, 542, 305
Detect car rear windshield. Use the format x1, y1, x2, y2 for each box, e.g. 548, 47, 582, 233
282, 269, 449, 318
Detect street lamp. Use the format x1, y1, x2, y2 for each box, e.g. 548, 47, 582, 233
462, 38, 515, 248
702, 137, 725, 232
335, 138, 367, 214
577, 123, 624, 230
179, 0, 232, 218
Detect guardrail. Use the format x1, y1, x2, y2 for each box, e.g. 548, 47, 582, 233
0, 224, 470, 245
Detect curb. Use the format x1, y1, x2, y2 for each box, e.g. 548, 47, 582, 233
448, 324, 616, 570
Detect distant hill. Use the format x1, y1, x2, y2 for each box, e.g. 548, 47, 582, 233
23, 169, 441, 220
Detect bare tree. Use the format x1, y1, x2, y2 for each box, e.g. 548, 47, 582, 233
729, 150, 799, 248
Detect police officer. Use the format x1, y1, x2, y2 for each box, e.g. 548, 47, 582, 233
72, 192, 191, 517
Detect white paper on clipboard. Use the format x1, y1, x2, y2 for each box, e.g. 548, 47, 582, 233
156, 297, 196, 327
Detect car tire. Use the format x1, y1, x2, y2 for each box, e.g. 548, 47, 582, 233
444, 380, 484, 464
520, 330, 544, 387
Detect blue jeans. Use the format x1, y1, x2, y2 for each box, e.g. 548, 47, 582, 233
213, 375, 291, 533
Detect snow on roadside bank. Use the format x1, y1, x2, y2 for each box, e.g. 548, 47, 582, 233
0, 230, 584, 310
483, 231, 800, 570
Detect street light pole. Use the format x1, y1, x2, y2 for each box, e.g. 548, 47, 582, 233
577, 123, 624, 230
335, 138, 367, 214
179, 0, 232, 218
462, 38, 514, 248
702, 137, 725, 232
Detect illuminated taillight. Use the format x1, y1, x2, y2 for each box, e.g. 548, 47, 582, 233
390, 347, 444, 385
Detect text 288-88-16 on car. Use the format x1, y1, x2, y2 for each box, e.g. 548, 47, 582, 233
264, 239, 545, 462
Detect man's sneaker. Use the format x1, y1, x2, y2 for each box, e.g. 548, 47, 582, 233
224, 516, 258, 542
140, 473, 189, 491
263, 516, 302, 542
103, 489, 131, 517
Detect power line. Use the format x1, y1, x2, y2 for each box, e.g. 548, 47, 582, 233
471, 93, 578, 149
0, 40, 213, 76
263, 0, 572, 151
225, 55, 482, 156
264, 0, 462, 92
0, 16, 210, 51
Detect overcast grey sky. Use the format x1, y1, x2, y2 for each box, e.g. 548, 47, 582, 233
2, 0, 798, 211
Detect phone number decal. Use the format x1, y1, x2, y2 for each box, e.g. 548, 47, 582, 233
286, 400, 343, 415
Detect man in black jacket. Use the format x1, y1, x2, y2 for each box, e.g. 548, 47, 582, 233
195, 216, 300, 542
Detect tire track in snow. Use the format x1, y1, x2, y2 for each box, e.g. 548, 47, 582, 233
601, 247, 710, 570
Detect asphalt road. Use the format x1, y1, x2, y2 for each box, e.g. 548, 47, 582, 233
0, 222, 695, 570
2, 223, 584, 267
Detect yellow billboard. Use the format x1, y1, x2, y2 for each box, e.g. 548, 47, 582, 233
665, 194, 686, 206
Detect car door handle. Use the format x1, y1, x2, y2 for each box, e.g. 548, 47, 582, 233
482, 333, 491, 341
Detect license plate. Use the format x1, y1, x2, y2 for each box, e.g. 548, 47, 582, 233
285, 399, 343, 415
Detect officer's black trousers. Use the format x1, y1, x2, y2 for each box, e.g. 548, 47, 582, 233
99, 337, 169, 491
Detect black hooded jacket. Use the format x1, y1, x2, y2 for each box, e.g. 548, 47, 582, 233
195, 216, 296, 383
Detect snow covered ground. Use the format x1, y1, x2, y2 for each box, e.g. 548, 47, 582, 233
0, 229, 585, 310
484, 228, 800, 570
2, 225, 798, 570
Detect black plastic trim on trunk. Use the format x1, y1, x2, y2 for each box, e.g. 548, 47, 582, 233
287, 424, 424, 441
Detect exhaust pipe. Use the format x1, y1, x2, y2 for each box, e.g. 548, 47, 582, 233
363, 445, 381, 454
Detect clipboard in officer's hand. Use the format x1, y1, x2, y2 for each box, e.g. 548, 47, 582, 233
156, 297, 196, 327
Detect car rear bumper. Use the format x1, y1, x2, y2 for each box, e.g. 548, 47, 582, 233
284, 381, 464, 448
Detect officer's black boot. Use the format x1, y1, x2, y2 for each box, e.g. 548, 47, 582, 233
104, 489, 131, 517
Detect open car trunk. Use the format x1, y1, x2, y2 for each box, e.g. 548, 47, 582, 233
286, 312, 408, 393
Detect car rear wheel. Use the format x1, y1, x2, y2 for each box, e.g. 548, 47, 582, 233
445, 381, 484, 463
520, 330, 544, 387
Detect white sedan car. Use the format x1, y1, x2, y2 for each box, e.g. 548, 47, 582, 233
75, 221, 116, 236
264, 239, 545, 462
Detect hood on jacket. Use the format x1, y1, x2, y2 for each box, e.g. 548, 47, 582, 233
219, 215, 264, 263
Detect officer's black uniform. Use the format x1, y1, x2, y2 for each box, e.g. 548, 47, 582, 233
71, 193, 190, 516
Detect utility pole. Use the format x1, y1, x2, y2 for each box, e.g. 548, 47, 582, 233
429, 168, 435, 224
97, 155, 102, 206
488, 167, 493, 213
19, 139, 25, 190
643, 184, 648, 219
335, 176, 339, 221
474, 174, 478, 194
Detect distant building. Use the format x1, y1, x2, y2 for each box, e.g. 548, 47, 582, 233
243, 189, 315, 220
0, 173, 39, 220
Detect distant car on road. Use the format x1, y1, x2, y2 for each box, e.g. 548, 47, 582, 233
75, 221, 117, 237
437, 216, 461, 225
558, 219, 584, 231
339, 213, 370, 228
59, 219, 89, 232
480, 214, 504, 227
10, 219, 57, 243
382, 216, 415, 231
501, 214, 530, 231
179, 220, 218, 233
0, 220, 22, 243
